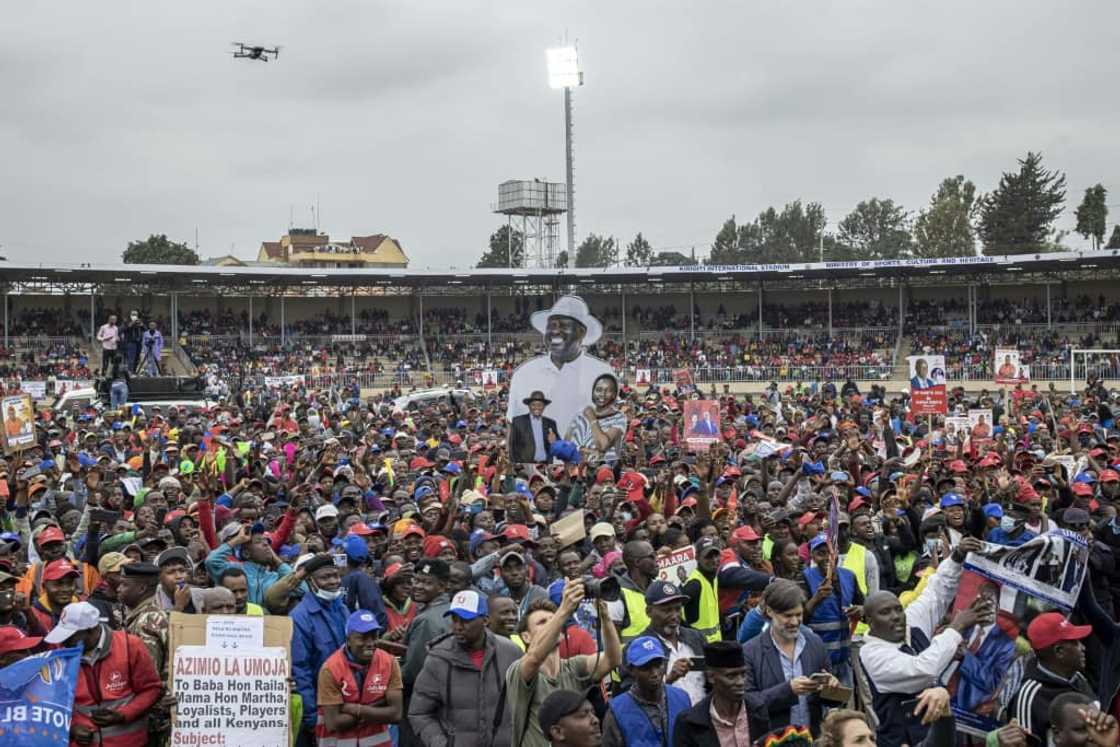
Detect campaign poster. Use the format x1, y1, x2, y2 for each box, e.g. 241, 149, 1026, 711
18, 381, 47, 400
657, 546, 697, 585
943, 416, 971, 454
994, 348, 1029, 385
263, 374, 304, 388
506, 296, 616, 463
481, 369, 499, 389
968, 409, 994, 441
673, 368, 695, 391
683, 399, 721, 452
0, 646, 81, 746
907, 355, 947, 415
1, 393, 35, 453
634, 368, 652, 386
946, 532, 1089, 735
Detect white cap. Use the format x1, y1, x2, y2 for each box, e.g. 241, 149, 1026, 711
315, 504, 339, 521
45, 602, 101, 644
589, 522, 616, 541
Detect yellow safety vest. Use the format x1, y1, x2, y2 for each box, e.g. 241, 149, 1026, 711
842, 543, 869, 636
246, 602, 265, 616
686, 569, 721, 643
511, 634, 527, 652
620, 586, 651, 643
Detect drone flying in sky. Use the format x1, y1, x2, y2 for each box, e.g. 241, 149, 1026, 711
232, 42, 280, 62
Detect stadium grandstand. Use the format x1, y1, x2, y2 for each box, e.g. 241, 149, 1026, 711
3, 248, 1120, 398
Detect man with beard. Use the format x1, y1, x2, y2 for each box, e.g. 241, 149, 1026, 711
507, 296, 613, 440
626, 581, 707, 704
499, 549, 550, 623
488, 594, 519, 639
401, 559, 452, 696
409, 590, 522, 746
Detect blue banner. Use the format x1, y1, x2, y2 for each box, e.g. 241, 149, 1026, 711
0, 647, 81, 746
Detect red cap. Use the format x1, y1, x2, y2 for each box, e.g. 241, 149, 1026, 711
423, 535, 455, 558
798, 512, 820, 529
977, 453, 1002, 468
347, 522, 379, 537
848, 497, 868, 514
1100, 469, 1120, 483
409, 456, 435, 471
649, 455, 666, 466
42, 559, 80, 582
0, 625, 42, 654
615, 471, 646, 496
595, 466, 615, 485
731, 525, 761, 542
383, 562, 407, 579
1072, 482, 1094, 497
1027, 612, 1092, 650
948, 460, 969, 474
36, 526, 65, 546
502, 524, 534, 544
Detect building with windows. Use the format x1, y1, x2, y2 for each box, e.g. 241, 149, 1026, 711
257, 228, 408, 268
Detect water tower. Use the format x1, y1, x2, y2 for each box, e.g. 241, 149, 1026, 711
494, 179, 568, 268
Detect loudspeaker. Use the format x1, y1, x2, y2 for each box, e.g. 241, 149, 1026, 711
125, 376, 205, 401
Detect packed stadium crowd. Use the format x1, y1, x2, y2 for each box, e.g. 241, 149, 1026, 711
4, 292, 1120, 747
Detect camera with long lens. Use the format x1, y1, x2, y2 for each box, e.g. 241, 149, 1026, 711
581, 575, 620, 602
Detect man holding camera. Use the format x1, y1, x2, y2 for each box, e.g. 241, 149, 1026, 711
507, 579, 622, 747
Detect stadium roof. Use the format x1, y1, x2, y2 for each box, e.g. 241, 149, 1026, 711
2, 248, 1117, 290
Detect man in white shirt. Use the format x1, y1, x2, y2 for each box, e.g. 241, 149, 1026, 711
96, 314, 119, 376
507, 295, 613, 438
859, 536, 992, 747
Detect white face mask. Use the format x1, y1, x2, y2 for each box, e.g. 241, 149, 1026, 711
999, 515, 1017, 533
313, 587, 343, 603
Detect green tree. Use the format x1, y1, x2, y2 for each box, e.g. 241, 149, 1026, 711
1075, 184, 1109, 250
1108, 226, 1120, 250
977, 152, 1066, 255
122, 234, 199, 264
625, 233, 653, 266
477, 225, 524, 268
574, 234, 617, 268
912, 176, 979, 258
708, 217, 743, 264
837, 198, 912, 260
555, 250, 569, 268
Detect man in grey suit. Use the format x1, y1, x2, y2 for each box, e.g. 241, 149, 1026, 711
510, 390, 560, 463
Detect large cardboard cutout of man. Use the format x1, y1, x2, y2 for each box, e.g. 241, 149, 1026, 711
506, 295, 613, 457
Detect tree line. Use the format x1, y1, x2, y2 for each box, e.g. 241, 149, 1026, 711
478, 151, 1120, 268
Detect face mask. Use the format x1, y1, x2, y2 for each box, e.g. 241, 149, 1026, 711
999, 515, 1017, 533
313, 586, 343, 602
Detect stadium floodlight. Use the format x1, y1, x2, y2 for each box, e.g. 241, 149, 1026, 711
546, 46, 582, 89
546, 44, 583, 263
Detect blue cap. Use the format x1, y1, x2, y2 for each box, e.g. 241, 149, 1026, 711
1075, 472, 1096, 484
809, 534, 829, 552
626, 636, 668, 667
344, 535, 369, 562
514, 480, 532, 497
830, 471, 850, 483
414, 485, 434, 500
745, 415, 759, 427
78, 453, 97, 469
854, 487, 871, 498
0, 531, 22, 549
940, 493, 964, 509
455, 420, 467, 429
982, 504, 1004, 520
802, 461, 826, 477
346, 609, 381, 635
548, 579, 565, 607
39, 460, 55, 472
444, 590, 488, 620
443, 462, 462, 475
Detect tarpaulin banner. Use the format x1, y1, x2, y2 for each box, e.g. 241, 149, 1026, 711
0, 646, 81, 746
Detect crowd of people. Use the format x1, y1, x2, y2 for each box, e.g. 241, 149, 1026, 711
5, 295, 1120, 747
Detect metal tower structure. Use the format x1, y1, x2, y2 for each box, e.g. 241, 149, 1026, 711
493, 179, 568, 268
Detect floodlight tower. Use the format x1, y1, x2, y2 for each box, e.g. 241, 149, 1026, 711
546, 45, 583, 263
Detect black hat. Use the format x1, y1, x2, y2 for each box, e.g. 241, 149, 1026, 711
156, 547, 193, 569
694, 537, 721, 557
538, 689, 588, 737
121, 562, 160, 578
644, 580, 689, 606
522, 391, 552, 407
301, 554, 335, 577
414, 559, 450, 580
704, 640, 745, 669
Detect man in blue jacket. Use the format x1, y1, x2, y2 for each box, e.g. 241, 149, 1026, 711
600, 635, 691, 747
290, 554, 348, 747
204, 523, 292, 605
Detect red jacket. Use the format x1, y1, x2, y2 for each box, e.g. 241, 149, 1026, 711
72, 628, 162, 747
315, 646, 395, 746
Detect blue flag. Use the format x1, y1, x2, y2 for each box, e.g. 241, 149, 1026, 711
0, 646, 81, 746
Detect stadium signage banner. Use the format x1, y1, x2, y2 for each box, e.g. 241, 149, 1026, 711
263, 375, 304, 388
666, 254, 1003, 275
18, 381, 47, 400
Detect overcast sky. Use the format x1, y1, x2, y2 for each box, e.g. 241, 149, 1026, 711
2, 1, 1118, 269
